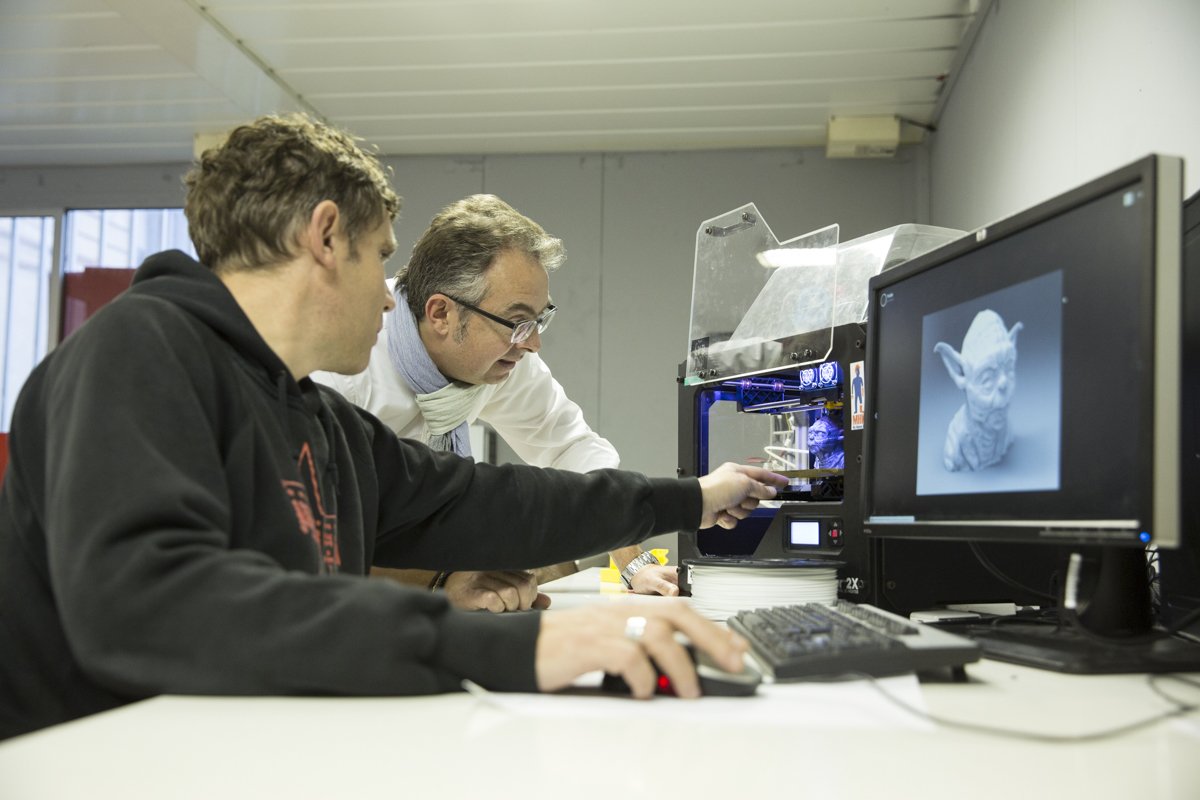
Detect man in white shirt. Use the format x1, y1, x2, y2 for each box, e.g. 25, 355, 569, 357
313, 195, 676, 610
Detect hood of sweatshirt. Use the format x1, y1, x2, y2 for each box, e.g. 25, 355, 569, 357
128, 249, 312, 420
130, 249, 293, 385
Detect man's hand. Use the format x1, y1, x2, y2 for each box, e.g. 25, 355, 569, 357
443, 570, 551, 613
534, 601, 749, 697
697, 462, 789, 529
629, 564, 679, 596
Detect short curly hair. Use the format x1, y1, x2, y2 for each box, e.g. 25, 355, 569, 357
184, 113, 400, 272
397, 194, 564, 320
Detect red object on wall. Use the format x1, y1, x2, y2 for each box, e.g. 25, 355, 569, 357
0, 433, 8, 483
61, 267, 136, 339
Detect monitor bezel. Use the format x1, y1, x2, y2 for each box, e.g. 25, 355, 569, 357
861, 154, 1184, 550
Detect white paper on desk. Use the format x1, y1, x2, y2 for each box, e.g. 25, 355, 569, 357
471, 673, 933, 731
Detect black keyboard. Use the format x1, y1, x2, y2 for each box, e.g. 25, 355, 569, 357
727, 599, 982, 680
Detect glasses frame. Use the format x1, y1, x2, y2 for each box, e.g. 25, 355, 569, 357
443, 294, 557, 344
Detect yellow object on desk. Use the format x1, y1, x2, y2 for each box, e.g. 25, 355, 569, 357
599, 548, 669, 586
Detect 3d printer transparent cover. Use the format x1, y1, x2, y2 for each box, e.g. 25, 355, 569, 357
684, 203, 963, 385
685, 203, 838, 385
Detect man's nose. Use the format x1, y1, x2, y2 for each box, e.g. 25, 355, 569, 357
382, 282, 397, 313
517, 328, 542, 353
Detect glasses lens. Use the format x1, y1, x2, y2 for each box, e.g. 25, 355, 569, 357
511, 319, 536, 344
511, 306, 556, 344
536, 305, 556, 333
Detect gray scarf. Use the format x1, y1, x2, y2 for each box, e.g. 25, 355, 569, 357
384, 285, 487, 456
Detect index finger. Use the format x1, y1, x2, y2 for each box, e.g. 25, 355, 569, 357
651, 602, 749, 675
733, 464, 790, 488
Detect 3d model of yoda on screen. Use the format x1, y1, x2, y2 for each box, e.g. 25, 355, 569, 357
933, 309, 1024, 472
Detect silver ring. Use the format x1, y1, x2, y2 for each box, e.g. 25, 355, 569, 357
623, 615, 648, 642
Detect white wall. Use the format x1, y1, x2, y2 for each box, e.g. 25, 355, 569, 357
931, 0, 1200, 230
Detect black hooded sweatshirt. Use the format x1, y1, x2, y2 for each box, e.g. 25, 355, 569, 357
0, 250, 700, 740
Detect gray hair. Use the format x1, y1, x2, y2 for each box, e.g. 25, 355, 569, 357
398, 194, 565, 319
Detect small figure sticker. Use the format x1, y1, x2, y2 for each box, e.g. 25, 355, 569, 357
849, 360, 865, 431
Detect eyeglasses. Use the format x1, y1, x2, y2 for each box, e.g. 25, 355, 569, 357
444, 294, 557, 344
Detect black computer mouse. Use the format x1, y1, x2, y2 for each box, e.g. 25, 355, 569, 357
601, 645, 762, 697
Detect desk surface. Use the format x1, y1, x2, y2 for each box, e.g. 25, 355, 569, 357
2, 569, 1197, 800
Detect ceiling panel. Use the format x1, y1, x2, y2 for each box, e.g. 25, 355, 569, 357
207, 0, 971, 36
0, 0, 987, 167
291, 50, 958, 94
251, 19, 968, 67
314, 77, 943, 118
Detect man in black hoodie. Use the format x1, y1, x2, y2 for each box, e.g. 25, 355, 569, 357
0, 113, 786, 740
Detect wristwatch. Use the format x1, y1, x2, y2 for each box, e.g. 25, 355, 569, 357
620, 551, 660, 590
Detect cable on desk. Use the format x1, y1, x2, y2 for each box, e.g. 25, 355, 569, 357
858, 672, 1199, 744
1146, 673, 1200, 708
461, 671, 1200, 743
1164, 604, 1200, 636
968, 541, 1059, 603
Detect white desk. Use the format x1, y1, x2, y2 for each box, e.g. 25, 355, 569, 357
1, 569, 1197, 799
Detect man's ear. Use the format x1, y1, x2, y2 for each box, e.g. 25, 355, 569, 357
303, 200, 341, 268
424, 294, 455, 336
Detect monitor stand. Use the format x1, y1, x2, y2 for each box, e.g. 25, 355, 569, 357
940, 618, 1200, 674
936, 547, 1200, 674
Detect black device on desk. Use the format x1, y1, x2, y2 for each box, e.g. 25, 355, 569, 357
861, 154, 1200, 674
1158, 185, 1200, 638
676, 323, 879, 601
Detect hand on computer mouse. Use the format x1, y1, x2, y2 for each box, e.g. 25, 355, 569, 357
600, 644, 761, 698
535, 601, 749, 698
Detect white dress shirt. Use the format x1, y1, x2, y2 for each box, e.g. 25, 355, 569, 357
312, 314, 618, 473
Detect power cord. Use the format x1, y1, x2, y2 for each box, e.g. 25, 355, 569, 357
1165, 605, 1200, 636
969, 544, 1195, 647
968, 540, 1058, 603
858, 671, 1199, 744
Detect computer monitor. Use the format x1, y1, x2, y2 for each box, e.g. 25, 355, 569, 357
861, 154, 1200, 673
1159, 186, 1200, 635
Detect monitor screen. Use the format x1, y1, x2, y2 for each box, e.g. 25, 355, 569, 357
859, 155, 1199, 673
863, 155, 1183, 550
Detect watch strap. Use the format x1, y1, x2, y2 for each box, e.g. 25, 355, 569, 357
620, 551, 660, 589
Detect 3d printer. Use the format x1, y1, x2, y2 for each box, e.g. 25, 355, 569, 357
675, 204, 963, 604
